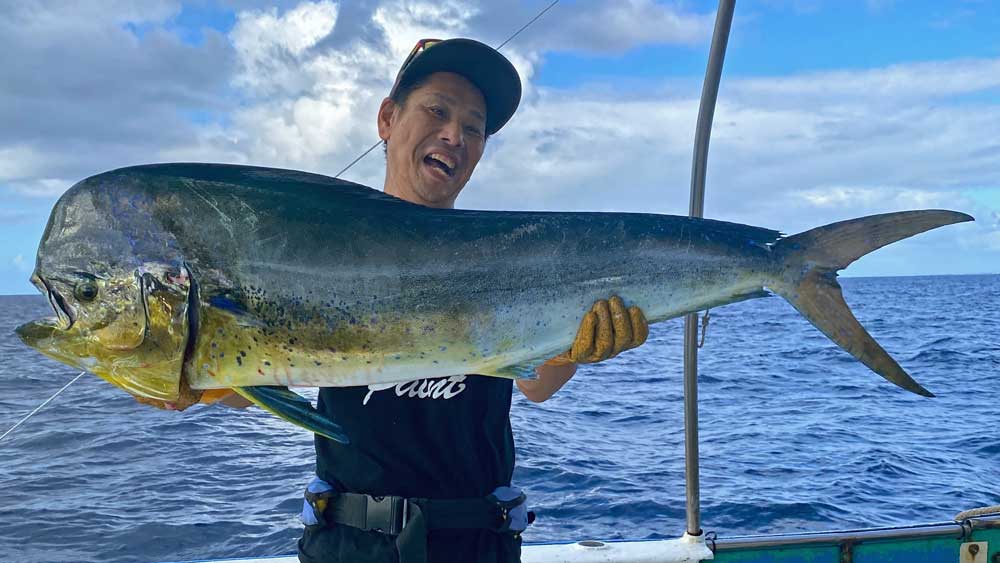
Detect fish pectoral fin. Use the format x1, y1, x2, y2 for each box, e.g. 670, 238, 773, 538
480, 362, 541, 380
205, 294, 266, 328
233, 386, 350, 444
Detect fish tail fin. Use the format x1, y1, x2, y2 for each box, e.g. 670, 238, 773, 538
770, 210, 973, 397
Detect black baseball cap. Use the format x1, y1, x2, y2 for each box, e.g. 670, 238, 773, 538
389, 38, 522, 136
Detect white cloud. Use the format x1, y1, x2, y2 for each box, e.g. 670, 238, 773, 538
0, 145, 48, 182
463, 93, 698, 213
958, 227, 1000, 252
0, 144, 75, 197
794, 187, 959, 211
374, 0, 478, 57
177, 0, 716, 180
231, 1, 341, 96
3, 0, 1000, 284
472, 0, 714, 53
551, 0, 713, 49
11, 254, 31, 273
0, 0, 713, 195
732, 58, 1000, 104
0, 0, 235, 191
6, 179, 75, 198
6, 1, 182, 34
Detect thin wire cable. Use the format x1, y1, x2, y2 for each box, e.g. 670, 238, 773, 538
496, 0, 558, 50
0, 371, 85, 443
334, 0, 559, 179
334, 140, 382, 179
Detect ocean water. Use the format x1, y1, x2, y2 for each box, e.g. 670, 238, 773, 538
1, 274, 998, 563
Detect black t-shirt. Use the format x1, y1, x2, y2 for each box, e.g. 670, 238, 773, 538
308, 374, 518, 562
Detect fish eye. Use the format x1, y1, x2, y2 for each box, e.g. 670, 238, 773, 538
74, 282, 99, 302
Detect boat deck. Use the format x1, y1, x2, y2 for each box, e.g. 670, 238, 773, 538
169, 514, 1000, 563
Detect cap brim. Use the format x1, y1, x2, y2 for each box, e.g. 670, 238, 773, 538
393, 39, 521, 135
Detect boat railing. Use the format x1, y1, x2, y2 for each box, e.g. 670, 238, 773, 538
713, 514, 1000, 551
683, 0, 736, 540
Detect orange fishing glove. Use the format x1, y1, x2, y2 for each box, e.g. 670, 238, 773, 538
130, 379, 208, 411
546, 296, 649, 366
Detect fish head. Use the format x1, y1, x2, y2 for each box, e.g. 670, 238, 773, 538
17, 262, 194, 404
15, 174, 195, 406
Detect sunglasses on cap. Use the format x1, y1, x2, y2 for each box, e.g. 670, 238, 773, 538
399, 38, 442, 73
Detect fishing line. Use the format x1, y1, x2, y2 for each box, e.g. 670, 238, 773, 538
495, 0, 559, 50
334, 0, 559, 179
333, 141, 383, 179
0, 371, 85, 444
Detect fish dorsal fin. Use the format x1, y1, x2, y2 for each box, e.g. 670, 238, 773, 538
233, 386, 349, 444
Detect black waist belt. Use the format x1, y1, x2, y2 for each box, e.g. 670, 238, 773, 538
311, 491, 529, 563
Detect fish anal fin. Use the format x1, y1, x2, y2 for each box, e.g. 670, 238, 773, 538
233, 386, 350, 443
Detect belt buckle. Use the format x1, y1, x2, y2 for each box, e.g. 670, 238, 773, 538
365, 495, 408, 535
304, 489, 336, 527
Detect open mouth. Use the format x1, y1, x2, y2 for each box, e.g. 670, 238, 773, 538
49, 290, 74, 328
424, 152, 456, 178
32, 273, 74, 329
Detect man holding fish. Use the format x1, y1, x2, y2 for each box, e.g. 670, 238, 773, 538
16, 31, 971, 563
282, 38, 649, 563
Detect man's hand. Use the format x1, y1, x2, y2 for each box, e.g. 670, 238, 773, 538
519, 296, 649, 403
547, 295, 649, 366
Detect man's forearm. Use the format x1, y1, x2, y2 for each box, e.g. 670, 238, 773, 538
516, 362, 578, 403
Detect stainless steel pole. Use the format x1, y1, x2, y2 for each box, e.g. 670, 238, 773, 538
684, 0, 736, 537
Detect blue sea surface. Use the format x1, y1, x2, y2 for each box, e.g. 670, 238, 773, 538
1, 275, 998, 562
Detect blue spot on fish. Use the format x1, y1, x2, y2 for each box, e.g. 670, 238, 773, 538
209, 295, 247, 315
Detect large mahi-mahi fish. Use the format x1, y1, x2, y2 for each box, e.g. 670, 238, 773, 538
15, 163, 973, 442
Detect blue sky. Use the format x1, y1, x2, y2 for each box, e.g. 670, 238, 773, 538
2, 0, 999, 295
538, 1, 1000, 82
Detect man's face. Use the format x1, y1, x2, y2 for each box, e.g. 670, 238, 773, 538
378, 72, 488, 209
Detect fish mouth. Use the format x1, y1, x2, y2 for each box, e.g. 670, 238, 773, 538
14, 317, 62, 349
14, 317, 95, 375
32, 272, 74, 329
